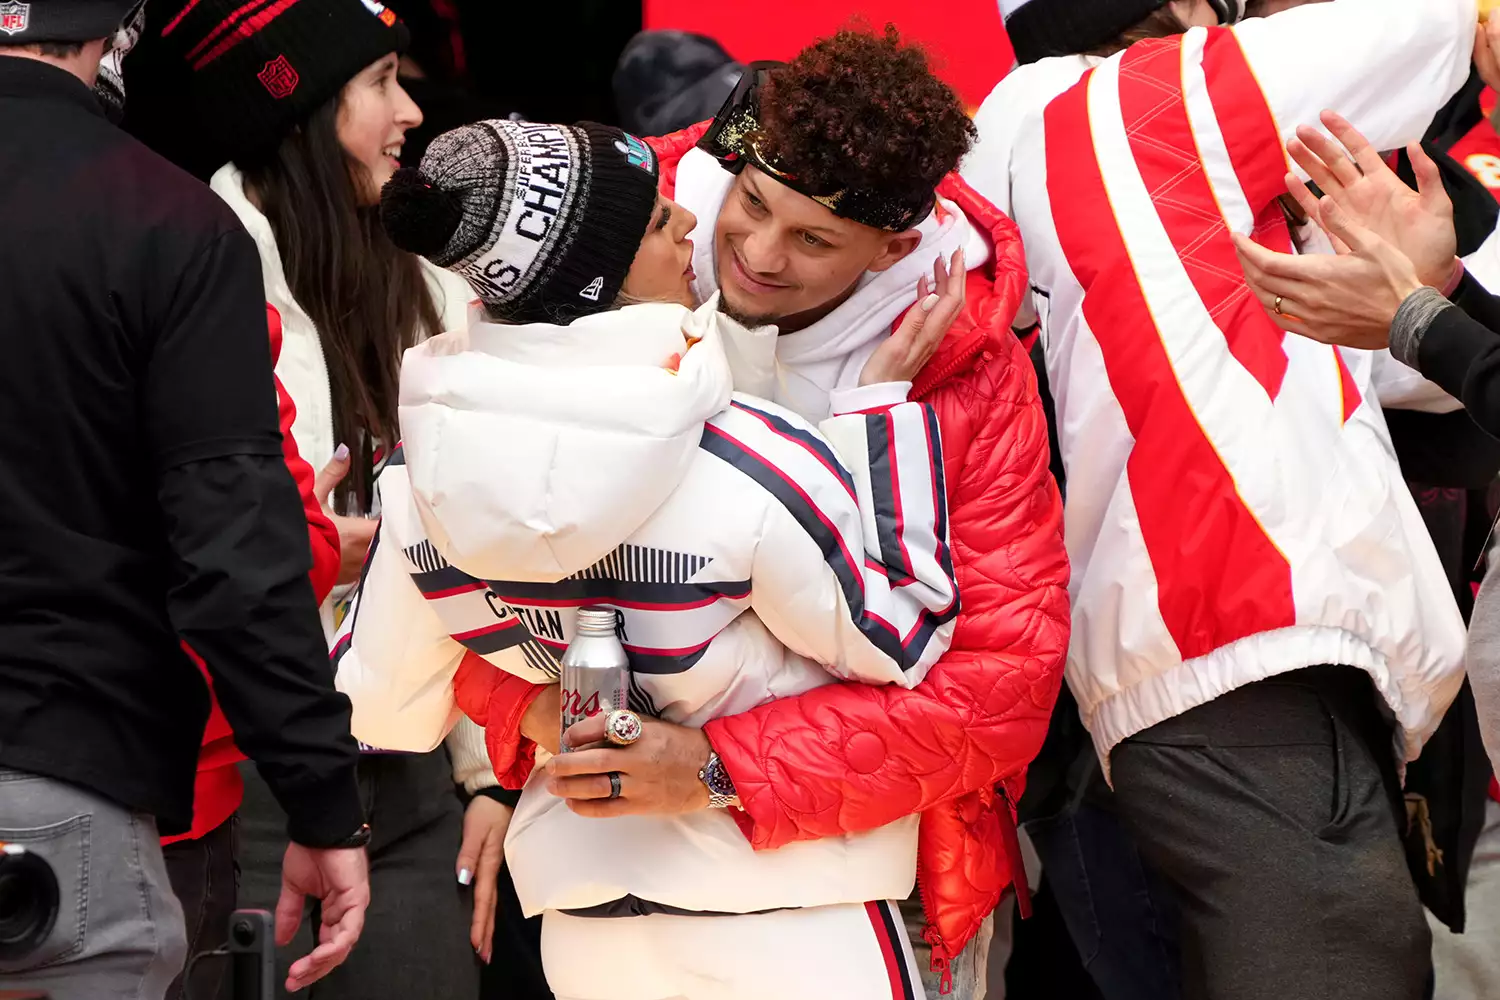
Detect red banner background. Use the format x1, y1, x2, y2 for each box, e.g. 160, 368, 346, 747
642, 0, 1015, 109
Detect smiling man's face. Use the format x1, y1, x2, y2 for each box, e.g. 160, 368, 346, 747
713, 167, 919, 329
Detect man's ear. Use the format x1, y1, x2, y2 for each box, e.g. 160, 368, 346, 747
866, 230, 924, 275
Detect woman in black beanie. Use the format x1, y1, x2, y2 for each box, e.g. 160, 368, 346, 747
129, 3, 510, 999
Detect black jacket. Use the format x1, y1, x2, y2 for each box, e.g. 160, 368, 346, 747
1413, 271, 1500, 438
0, 58, 361, 846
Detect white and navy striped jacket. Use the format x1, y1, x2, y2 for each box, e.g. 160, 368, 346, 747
335, 299, 959, 917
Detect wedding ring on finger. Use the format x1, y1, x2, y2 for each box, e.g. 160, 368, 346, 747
608, 771, 623, 800
604, 709, 644, 747
1274, 295, 1285, 316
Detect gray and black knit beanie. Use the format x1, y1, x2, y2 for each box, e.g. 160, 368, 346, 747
381, 119, 661, 326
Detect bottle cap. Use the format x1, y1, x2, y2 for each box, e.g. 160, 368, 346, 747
575, 607, 618, 635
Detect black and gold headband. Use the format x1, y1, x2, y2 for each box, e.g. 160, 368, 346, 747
697, 62, 937, 233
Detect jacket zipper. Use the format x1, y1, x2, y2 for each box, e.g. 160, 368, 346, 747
919, 782, 1029, 997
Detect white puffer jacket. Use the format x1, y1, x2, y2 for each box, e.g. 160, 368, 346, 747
335, 299, 961, 917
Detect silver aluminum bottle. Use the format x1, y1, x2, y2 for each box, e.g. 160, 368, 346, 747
559, 607, 630, 752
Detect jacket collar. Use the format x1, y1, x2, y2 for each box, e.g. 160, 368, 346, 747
0, 56, 103, 119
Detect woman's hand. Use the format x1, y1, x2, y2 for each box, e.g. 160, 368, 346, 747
519, 684, 562, 756
859, 248, 968, 387
542, 714, 712, 818
313, 445, 377, 585
455, 794, 512, 965
1233, 194, 1423, 351
1476, 15, 1500, 96
1282, 110, 1457, 288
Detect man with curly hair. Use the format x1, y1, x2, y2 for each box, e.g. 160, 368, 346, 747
963, 1, 1478, 998
454, 25, 1070, 1000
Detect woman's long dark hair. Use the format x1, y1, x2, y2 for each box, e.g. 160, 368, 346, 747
242, 97, 442, 514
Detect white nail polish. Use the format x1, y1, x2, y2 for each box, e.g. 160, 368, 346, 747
921, 293, 941, 312
458, 868, 473, 886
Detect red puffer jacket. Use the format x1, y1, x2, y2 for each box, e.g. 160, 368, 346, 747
456, 126, 1070, 986
161, 304, 342, 846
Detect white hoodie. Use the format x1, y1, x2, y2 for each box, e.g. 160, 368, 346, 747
335, 298, 961, 917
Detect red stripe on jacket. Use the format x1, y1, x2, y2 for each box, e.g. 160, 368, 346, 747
162, 304, 340, 846
1119, 37, 1288, 401
1196, 30, 1362, 420
1045, 69, 1295, 660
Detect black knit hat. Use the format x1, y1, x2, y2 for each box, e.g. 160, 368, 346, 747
156, 0, 408, 166
381, 120, 662, 326
1000, 0, 1245, 64
0, 0, 138, 42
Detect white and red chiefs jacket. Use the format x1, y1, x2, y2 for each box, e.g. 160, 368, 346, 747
334, 297, 960, 917
962, 0, 1476, 769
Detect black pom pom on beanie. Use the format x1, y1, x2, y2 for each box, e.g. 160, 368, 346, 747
381, 168, 466, 260
379, 119, 662, 326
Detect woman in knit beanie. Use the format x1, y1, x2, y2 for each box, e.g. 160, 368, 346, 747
334, 118, 962, 1000
130, 4, 509, 999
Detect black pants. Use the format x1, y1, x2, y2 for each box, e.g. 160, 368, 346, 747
235, 751, 479, 999
163, 815, 238, 1000
1111, 666, 1431, 1000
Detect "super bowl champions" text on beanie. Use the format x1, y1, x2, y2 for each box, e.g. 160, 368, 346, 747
381, 119, 661, 327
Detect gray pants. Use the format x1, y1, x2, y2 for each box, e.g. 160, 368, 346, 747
0, 767, 187, 999
1111, 666, 1431, 1000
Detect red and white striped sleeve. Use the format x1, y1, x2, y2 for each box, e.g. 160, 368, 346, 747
704, 395, 958, 689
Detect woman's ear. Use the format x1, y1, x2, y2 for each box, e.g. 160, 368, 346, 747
867, 230, 925, 275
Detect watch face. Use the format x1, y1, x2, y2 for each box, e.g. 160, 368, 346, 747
704, 755, 736, 797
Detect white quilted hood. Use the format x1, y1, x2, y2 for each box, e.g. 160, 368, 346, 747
398, 297, 740, 583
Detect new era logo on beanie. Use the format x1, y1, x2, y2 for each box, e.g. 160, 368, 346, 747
161, 0, 408, 166
381, 120, 661, 326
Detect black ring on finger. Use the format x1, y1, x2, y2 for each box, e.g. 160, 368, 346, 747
608, 771, 622, 800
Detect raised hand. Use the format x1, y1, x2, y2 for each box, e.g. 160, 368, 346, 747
859, 248, 968, 387
1233, 194, 1423, 351
1283, 110, 1457, 289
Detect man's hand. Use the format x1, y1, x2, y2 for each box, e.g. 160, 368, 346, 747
1284, 111, 1457, 289
274, 843, 370, 993
519, 683, 562, 756
543, 715, 712, 818
314, 445, 378, 585
1233, 194, 1423, 351
456, 795, 512, 965
859, 248, 967, 387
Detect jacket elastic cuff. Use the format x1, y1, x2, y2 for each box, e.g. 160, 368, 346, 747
279, 770, 365, 848
1390, 287, 1453, 370
829, 382, 911, 416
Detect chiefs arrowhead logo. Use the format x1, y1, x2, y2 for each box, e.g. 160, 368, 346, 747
257, 54, 299, 100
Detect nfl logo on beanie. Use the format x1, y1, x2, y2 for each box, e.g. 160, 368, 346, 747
0, 2, 30, 37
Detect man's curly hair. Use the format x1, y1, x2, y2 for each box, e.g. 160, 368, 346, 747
757, 25, 976, 208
